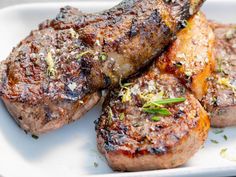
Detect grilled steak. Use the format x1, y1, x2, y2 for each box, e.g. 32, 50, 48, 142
0, 0, 205, 134
157, 12, 215, 99
201, 23, 236, 127
95, 13, 210, 171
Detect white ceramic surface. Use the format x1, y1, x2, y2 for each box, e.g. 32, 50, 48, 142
0, 1, 235, 177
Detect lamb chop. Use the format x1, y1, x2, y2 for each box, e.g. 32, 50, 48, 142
95, 12, 211, 171
201, 23, 236, 127
0, 0, 205, 135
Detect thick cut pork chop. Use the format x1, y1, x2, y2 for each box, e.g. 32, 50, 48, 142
95, 13, 210, 171
0, 0, 205, 134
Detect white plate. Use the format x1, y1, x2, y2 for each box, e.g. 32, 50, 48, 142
0, 1, 235, 177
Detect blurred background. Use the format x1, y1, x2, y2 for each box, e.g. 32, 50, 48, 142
0, 0, 108, 9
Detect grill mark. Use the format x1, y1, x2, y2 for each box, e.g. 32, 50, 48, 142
129, 18, 138, 38
101, 6, 173, 52
169, 0, 191, 30
1, 0, 204, 104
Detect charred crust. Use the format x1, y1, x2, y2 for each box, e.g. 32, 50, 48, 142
129, 18, 138, 38
44, 106, 53, 122
148, 147, 167, 155
149, 9, 162, 25
175, 1, 191, 30
103, 75, 112, 88
80, 58, 92, 75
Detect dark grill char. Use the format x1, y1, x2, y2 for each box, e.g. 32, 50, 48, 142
0, 0, 204, 134
95, 13, 210, 172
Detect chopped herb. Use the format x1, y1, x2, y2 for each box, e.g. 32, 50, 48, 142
144, 97, 186, 106
142, 97, 185, 117
32, 134, 39, 139
77, 51, 91, 60
94, 162, 98, 168
151, 116, 161, 122
143, 107, 171, 116
119, 80, 133, 103
174, 62, 183, 68
122, 83, 133, 87
45, 52, 56, 76
119, 113, 125, 121
210, 139, 219, 144
99, 52, 108, 61
220, 148, 236, 162
220, 148, 228, 157
217, 77, 236, 92
213, 129, 224, 134
223, 135, 228, 141
122, 88, 131, 103
119, 79, 133, 88
139, 93, 156, 102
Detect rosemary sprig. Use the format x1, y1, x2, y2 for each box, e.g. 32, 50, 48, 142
143, 107, 171, 116
142, 97, 186, 118
151, 97, 186, 105
151, 116, 161, 122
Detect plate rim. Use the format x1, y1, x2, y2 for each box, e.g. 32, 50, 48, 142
0, 1, 235, 177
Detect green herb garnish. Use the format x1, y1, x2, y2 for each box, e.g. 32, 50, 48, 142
122, 83, 133, 87
142, 97, 186, 117
220, 148, 228, 157
143, 107, 171, 116
99, 52, 108, 61
213, 129, 224, 134
119, 80, 133, 103
181, 20, 189, 28
223, 135, 228, 141
32, 134, 39, 140
119, 113, 125, 121
210, 139, 219, 144
143, 97, 186, 107
119, 79, 133, 88
174, 62, 183, 68
151, 116, 161, 122
122, 88, 131, 103
77, 51, 90, 60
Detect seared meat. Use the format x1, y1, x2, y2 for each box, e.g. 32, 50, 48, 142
95, 13, 210, 171
157, 12, 215, 99
0, 7, 101, 135
201, 23, 236, 127
0, 0, 205, 134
